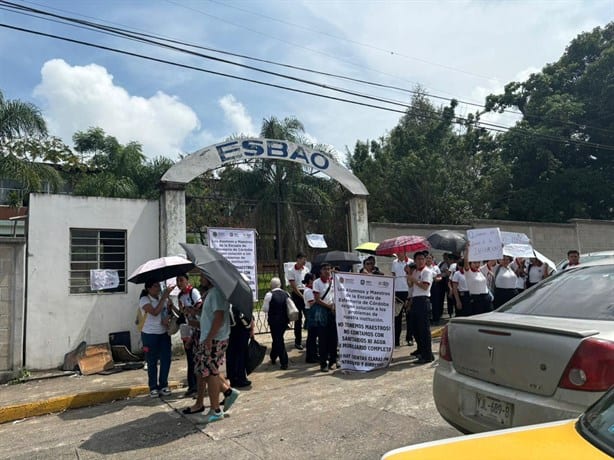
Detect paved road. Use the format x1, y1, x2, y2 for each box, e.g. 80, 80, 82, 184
0, 345, 459, 459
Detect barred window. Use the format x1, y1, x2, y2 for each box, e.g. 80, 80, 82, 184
70, 228, 127, 294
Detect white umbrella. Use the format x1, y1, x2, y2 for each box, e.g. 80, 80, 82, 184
128, 256, 194, 284
533, 249, 556, 272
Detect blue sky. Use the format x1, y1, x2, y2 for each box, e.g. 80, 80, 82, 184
1, 0, 612, 160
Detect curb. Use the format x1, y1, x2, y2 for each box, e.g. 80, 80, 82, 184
0, 381, 181, 425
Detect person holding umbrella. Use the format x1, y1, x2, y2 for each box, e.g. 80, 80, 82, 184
139, 279, 175, 397
184, 273, 240, 422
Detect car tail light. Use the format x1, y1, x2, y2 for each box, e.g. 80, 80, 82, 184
439, 326, 452, 361
559, 338, 614, 391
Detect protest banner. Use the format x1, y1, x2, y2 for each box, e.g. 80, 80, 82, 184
207, 227, 258, 301
334, 272, 394, 372
467, 227, 503, 262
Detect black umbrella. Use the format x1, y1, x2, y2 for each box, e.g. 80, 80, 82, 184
127, 256, 194, 284
312, 250, 362, 267
246, 338, 267, 375
180, 243, 254, 321
426, 230, 468, 254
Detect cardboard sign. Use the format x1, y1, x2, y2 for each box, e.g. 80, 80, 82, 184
334, 272, 394, 372
467, 228, 503, 262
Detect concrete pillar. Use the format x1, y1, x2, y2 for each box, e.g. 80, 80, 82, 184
348, 196, 369, 250
160, 182, 186, 257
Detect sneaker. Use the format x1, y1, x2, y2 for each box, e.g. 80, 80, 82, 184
320, 365, 328, 373
407, 339, 414, 346
205, 408, 225, 423
159, 387, 172, 397
223, 388, 240, 412
328, 363, 336, 371
294, 343, 304, 350
149, 389, 159, 398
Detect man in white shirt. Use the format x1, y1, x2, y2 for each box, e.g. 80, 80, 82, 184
407, 251, 434, 364
287, 252, 310, 350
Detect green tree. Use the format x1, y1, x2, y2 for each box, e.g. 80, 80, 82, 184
72, 127, 173, 199
485, 23, 614, 221
0, 90, 78, 204
347, 91, 501, 224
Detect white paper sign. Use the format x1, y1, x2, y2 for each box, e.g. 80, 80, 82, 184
501, 231, 531, 245
334, 272, 394, 372
89, 270, 119, 291
467, 228, 503, 262
503, 243, 535, 259
207, 227, 258, 302
306, 233, 327, 248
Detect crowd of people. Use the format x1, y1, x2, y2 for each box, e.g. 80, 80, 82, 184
136, 247, 577, 422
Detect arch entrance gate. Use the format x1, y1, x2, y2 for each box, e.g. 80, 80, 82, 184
159, 137, 369, 261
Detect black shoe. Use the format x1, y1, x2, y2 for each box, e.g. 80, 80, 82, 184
410, 350, 421, 357
294, 344, 304, 350
320, 365, 328, 372
232, 380, 252, 389
415, 355, 435, 364
280, 364, 288, 370
270, 358, 277, 365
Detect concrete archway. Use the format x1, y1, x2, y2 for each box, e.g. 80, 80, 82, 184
160, 138, 369, 256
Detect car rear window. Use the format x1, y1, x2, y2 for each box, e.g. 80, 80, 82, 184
498, 265, 614, 320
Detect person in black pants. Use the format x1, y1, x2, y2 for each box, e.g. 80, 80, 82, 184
226, 305, 253, 388
407, 252, 434, 364
287, 253, 310, 350
263, 277, 290, 370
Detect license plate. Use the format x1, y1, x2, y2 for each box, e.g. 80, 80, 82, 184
476, 394, 513, 427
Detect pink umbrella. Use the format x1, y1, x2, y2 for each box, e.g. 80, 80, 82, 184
376, 235, 430, 256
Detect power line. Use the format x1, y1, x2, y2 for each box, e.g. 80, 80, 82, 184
6, 0, 612, 138
1, 10, 614, 152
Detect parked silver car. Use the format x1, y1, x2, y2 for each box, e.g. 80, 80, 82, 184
433, 260, 614, 433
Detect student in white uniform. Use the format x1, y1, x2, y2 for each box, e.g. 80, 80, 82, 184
463, 244, 493, 315
493, 256, 518, 307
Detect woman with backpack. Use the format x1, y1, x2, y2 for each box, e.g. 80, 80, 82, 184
176, 273, 203, 398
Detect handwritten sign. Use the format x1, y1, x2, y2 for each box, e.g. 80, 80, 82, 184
501, 231, 531, 245
467, 228, 503, 262
503, 244, 535, 259
89, 270, 119, 291
334, 272, 394, 372
306, 233, 327, 248
208, 227, 258, 301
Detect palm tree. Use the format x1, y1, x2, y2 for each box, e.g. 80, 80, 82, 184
218, 116, 342, 276
0, 90, 75, 204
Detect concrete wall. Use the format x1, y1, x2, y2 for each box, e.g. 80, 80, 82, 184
0, 238, 25, 378
370, 219, 614, 275
26, 194, 159, 370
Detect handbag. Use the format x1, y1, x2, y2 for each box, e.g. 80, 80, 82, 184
246, 338, 267, 375
286, 296, 300, 322
167, 312, 180, 336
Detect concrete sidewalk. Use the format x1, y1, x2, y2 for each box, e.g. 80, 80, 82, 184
0, 324, 447, 425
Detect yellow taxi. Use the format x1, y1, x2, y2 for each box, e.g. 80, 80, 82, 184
382, 387, 614, 459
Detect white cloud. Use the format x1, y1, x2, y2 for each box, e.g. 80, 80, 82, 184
33, 59, 201, 158
218, 94, 257, 136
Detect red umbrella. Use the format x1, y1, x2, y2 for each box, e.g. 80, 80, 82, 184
376, 235, 430, 256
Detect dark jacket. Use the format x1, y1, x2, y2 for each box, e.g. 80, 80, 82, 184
267, 289, 289, 325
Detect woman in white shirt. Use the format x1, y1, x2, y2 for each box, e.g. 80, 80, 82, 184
139, 279, 175, 397
463, 244, 493, 315
451, 261, 471, 317
493, 256, 519, 308
526, 258, 549, 288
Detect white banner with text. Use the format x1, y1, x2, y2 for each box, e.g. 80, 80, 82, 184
334, 272, 395, 372
207, 227, 258, 301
